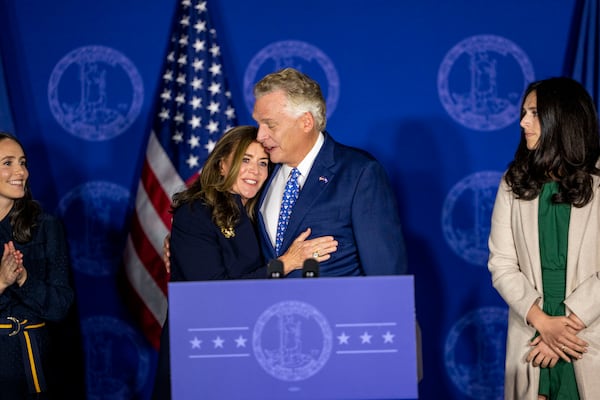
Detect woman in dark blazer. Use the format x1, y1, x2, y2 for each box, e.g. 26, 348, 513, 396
0, 132, 75, 399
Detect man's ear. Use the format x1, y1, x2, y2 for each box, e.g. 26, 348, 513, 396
300, 111, 315, 132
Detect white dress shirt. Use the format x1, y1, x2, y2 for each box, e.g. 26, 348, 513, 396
261, 132, 325, 247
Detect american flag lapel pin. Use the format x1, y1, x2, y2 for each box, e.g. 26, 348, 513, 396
319, 176, 328, 183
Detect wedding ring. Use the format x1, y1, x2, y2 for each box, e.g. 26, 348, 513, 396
312, 251, 319, 259
561, 345, 567, 352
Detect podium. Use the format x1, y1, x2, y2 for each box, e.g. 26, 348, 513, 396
168, 275, 418, 399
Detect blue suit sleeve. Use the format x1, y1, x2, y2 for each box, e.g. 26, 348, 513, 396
352, 161, 408, 275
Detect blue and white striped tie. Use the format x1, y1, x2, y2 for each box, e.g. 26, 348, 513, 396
275, 168, 300, 255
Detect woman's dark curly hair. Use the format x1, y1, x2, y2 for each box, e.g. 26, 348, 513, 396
505, 77, 600, 207
171, 125, 268, 232
0, 132, 42, 242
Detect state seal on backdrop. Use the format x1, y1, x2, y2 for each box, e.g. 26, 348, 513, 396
243, 40, 339, 119
444, 307, 507, 400
82, 316, 151, 400
438, 34, 534, 131
252, 300, 333, 382
57, 181, 130, 276
48, 45, 144, 141
441, 171, 503, 266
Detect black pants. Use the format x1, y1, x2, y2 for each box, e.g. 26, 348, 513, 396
152, 317, 171, 400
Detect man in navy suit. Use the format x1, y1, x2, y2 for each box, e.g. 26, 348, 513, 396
252, 68, 407, 277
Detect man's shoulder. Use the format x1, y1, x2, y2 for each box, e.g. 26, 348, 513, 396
324, 132, 378, 164
334, 142, 376, 162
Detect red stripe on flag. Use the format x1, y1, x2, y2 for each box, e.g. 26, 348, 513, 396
118, 274, 163, 350
129, 211, 169, 295
141, 159, 174, 229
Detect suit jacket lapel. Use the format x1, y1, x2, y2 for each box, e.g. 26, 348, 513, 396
519, 183, 596, 295
519, 196, 543, 289
283, 132, 336, 248
566, 179, 597, 293
258, 164, 282, 259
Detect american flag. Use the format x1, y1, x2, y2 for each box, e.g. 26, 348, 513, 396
122, 0, 237, 349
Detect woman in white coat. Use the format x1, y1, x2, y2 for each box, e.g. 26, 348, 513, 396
488, 77, 600, 400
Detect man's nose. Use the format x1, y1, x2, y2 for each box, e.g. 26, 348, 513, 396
256, 127, 268, 142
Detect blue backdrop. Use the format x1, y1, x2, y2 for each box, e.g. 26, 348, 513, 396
0, 0, 584, 399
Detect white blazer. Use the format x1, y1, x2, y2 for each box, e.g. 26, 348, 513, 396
488, 175, 600, 399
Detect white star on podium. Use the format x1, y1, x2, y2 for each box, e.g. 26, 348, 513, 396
337, 332, 350, 344
360, 331, 372, 344
213, 336, 225, 348
190, 336, 202, 349
235, 335, 247, 348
